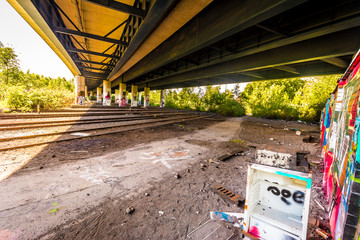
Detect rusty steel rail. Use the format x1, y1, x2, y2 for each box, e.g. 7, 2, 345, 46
0, 113, 186, 130
0, 110, 171, 119
0, 112, 183, 127
0, 116, 202, 151
0, 115, 198, 142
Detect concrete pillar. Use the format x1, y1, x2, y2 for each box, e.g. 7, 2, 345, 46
115, 89, 119, 103
160, 89, 166, 108
90, 91, 94, 97
119, 83, 127, 107
138, 92, 142, 106
125, 91, 129, 105
131, 85, 138, 107
97, 87, 102, 103
144, 87, 150, 108
74, 75, 85, 104
103, 80, 111, 106
85, 86, 88, 98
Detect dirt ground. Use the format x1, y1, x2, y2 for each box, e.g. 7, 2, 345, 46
0, 116, 328, 239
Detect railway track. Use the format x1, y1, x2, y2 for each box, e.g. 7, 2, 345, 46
0, 113, 184, 130
0, 108, 203, 151
0, 110, 172, 119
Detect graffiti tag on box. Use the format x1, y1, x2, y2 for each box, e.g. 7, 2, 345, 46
267, 186, 304, 205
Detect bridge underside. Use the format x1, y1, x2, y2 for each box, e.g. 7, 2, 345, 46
8, 0, 360, 91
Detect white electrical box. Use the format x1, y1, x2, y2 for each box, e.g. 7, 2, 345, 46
243, 164, 312, 240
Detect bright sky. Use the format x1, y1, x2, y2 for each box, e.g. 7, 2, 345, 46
0, 0, 73, 80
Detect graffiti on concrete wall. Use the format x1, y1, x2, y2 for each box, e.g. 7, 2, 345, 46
321, 52, 360, 239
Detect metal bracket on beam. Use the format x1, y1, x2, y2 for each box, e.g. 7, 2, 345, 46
85, 0, 146, 18
67, 47, 120, 59
321, 57, 348, 68
256, 24, 288, 37
74, 59, 115, 66
79, 66, 106, 71
53, 26, 128, 45
240, 72, 263, 79
82, 71, 108, 78
273, 65, 299, 74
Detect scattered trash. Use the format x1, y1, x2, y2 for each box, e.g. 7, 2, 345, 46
218, 150, 244, 161
144, 192, 150, 196
70, 132, 90, 137
230, 139, 246, 144
316, 228, 331, 239
296, 130, 302, 135
308, 218, 319, 227
269, 138, 274, 141
125, 207, 135, 214
284, 128, 289, 131
256, 149, 293, 169
210, 211, 244, 228
314, 199, 326, 211
303, 135, 319, 143
296, 151, 310, 171
200, 163, 207, 168
52, 203, 58, 206
158, 211, 164, 216
174, 173, 181, 179
211, 185, 244, 207
48, 208, 59, 213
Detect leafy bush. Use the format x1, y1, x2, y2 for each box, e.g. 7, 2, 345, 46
0, 44, 74, 111
4, 86, 74, 111
164, 86, 246, 117
89, 95, 96, 101
240, 76, 338, 122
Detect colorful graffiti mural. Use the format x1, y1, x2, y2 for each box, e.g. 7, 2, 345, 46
321, 50, 360, 239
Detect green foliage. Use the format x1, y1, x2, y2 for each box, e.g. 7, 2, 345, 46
0, 42, 19, 84
0, 44, 74, 111
149, 90, 161, 106
89, 95, 96, 101
240, 76, 338, 122
5, 86, 73, 111
165, 86, 246, 117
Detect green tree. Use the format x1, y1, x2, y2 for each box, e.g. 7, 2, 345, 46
0, 42, 19, 84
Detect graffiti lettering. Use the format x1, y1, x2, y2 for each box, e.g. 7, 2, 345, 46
267, 186, 280, 196
267, 186, 304, 205
280, 189, 291, 205
293, 191, 305, 204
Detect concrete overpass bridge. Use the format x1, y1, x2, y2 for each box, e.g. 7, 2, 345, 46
7, 0, 360, 102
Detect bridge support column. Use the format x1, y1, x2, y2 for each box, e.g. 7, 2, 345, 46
85, 86, 88, 99
160, 89, 165, 108
119, 83, 127, 107
125, 91, 129, 106
103, 80, 111, 106
74, 75, 85, 105
115, 89, 119, 103
138, 92, 142, 106
131, 85, 138, 107
96, 87, 102, 103
144, 87, 150, 108
90, 91, 94, 97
